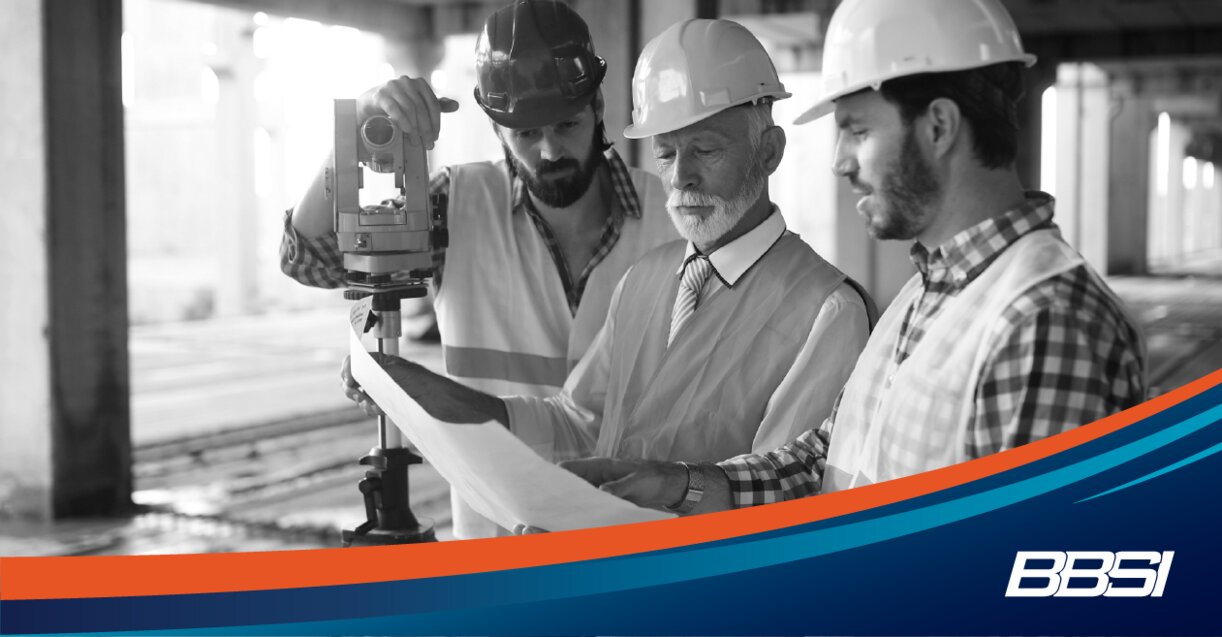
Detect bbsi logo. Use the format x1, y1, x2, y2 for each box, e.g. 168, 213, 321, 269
1005, 551, 1174, 597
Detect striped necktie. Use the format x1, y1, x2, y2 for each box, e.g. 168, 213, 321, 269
668, 255, 713, 347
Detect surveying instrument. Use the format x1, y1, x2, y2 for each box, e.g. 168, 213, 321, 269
329, 98, 446, 546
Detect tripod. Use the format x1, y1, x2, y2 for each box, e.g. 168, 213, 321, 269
341, 285, 436, 547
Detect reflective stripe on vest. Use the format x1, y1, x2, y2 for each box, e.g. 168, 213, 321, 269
443, 345, 573, 387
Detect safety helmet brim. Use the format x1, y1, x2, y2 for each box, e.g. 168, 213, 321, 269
476, 82, 602, 130
624, 91, 791, 139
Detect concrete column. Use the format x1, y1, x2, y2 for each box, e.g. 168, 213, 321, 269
214, 14, 259, 317
1017, 59, 1058, 191
0, 0, 54, 520
1049, 63, 1111, 272
639, 0, 701, 44
1, 0, 131, 519
571, 0, 642, 167
1105, 86, 1154, 275
384, 37, 443, 79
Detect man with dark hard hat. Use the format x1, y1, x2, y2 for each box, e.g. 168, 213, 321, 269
563, 0, 1146, 513
346, 18, 872, 522
281, 0, 677, 539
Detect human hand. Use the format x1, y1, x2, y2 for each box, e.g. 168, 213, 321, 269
342, 353, 417, 417
560, 457, 688, 511
339, 354, 384, 417
356, 76, 460, 150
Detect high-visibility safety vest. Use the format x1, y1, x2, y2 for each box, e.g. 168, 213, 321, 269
823, 229, 1113, 491
435, 160, 675, 538
587, 235, 850, 462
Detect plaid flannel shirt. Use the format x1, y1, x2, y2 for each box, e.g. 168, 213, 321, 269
279, 148, 642, 315
717, 193, 1147, 506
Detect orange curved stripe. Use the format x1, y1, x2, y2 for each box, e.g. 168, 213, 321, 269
3, 368, 1218, 601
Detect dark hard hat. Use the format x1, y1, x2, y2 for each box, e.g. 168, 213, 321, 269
474, 0, 607, 129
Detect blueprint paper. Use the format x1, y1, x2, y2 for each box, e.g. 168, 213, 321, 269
349, 328, 673, 532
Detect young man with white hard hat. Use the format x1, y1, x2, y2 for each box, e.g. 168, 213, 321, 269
347, 18, 873, 518
563, 0, 1146, 512
282, 0, 678, 539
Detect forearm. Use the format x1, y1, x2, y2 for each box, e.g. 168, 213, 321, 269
291, 152, 337, 239
717, 426, 829, 507
279, 151, 348, 289
389, 358, 509, 426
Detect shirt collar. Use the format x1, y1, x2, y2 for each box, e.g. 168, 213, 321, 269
680, 206, 787, 288
510, 147, 641, 220
910, 191, 1056, 287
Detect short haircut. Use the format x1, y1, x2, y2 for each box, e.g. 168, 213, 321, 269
741, 101, 775, 154
878, 62, 1026, 169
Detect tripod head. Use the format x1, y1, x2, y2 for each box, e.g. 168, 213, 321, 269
330, 98, 447, 295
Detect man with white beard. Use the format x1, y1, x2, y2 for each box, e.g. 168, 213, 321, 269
349, 19, 872, 517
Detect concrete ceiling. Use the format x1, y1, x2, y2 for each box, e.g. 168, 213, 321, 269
201, 0, 1222, 45
1006, 0, 1222, 34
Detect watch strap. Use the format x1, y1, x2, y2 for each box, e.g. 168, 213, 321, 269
666, 461, 706, 514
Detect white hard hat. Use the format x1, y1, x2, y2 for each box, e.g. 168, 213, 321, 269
795, 0, 1036, 124
624, 19, 791, 139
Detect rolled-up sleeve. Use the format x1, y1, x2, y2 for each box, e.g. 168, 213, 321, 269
279, 209, 347, 289
719, 419, 834, 507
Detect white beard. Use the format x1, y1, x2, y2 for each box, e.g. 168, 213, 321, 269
666, 171, 767, 247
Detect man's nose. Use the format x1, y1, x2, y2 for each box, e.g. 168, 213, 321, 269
538, 131, 565, 162
669, 152, 701, 192
832, 138, 857, 178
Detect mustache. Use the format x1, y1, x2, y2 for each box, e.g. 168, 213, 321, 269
667, 189, 724, 208
847, 174, 875, 194
537, 158, 580, 176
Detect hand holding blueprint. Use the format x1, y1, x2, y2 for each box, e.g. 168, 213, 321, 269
348, 329, 672, 533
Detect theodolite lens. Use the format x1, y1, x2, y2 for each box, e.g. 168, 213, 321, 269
362, 116, 396, 148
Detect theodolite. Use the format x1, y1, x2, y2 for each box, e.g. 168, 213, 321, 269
329, 98, 447, 546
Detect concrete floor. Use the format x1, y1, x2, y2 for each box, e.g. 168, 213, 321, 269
1, 271, 1219, 556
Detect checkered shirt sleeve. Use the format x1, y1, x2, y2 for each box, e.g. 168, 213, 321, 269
278, 168, 451, 290
718, 411, 837, 507
971, 266, 1147, 455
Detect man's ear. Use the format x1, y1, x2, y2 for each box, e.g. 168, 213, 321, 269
592, 90, 605, 121
921, 97, 962, 159
760, 125, 787, 176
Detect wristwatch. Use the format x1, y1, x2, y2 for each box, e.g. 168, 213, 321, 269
666, 461, 706, 515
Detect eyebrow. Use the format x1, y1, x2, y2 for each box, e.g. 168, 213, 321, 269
835, 114, 861, 130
